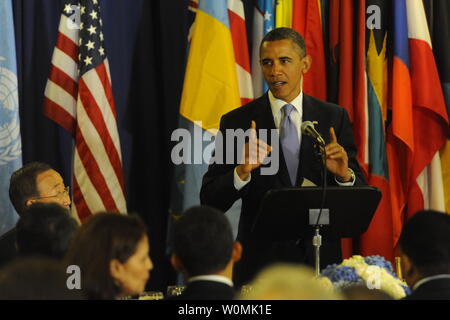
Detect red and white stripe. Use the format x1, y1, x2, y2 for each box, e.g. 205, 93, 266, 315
228, 0, 253, 105
405, 0, 448, 216
44, 14, 79, 133
44, 10, 126, 222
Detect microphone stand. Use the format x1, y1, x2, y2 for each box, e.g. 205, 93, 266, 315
312, 140, 327, 277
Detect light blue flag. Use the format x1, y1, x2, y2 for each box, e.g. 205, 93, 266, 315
0, 0, 22, 236
252, 0, 274, 97
261, 0, 274, 95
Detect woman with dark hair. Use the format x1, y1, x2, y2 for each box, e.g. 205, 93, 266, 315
65, 212, 153, 299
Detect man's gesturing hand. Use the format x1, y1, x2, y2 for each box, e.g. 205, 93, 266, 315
324, 127, 352, 182
236, 121, 272, 181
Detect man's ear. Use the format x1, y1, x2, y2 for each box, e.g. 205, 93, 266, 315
400, 253, 417, 287
110, 258, 124, 282
25, 199, 36, 207
401, 254, 412, 275
302, 55, 312, 74
231, 241, 242, 263
170, 254, 185, 273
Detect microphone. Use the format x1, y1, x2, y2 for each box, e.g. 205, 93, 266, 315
301, 121, 326, 146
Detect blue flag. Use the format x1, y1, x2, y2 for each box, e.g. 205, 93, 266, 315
0, 0, 22, 236
252, 0, 274, 97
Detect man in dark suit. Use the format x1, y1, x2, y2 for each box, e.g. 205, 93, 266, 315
0, 162, 71, 267
400, 210, 450, 300
200, 28, 365, 285
168, 206, 242, 300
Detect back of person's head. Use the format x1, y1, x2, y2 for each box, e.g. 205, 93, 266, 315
9, 162, 53, 216
172, 205, 235, 277
341, 285, 394, 300
65, 212, 149, 299
260, 27, 306, 57
0, 257, 85, 299
399, 210, 450, 277
16, 202, 78, 260
239, 263, 341, 300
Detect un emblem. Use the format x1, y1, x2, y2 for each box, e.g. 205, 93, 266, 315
0, 56, 21, 165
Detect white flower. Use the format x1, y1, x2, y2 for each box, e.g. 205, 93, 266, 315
323, 255, 410, 299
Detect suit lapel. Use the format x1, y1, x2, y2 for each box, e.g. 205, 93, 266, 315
253, 94, 292, 187
300, 94, 326, 185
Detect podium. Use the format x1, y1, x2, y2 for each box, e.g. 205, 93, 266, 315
250, 186, 381, 275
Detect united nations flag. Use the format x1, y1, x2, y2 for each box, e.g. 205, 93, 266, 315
0, 0, 22, 237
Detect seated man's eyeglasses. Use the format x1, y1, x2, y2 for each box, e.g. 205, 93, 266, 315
31, 186, 70, 201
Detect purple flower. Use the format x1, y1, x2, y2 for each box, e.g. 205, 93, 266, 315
321, 265, 363, 284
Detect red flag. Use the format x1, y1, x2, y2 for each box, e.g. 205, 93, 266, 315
328, 0, 354, 121
292, 0, 327, 101
228, 0, 253, 105
44, 1, 127, 222
403, 0, 448, 218
326, 0, 358, 258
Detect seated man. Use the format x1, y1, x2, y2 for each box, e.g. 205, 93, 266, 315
399, 210, 450, 300
169, 205, 242, 300
16, 202, 78, 260
0, 162, 71, 266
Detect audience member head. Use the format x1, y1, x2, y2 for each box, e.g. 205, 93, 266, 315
0, 257, 85, 299
239, 263, 342, 300
16, 202, 78, 259
65, 212, 152, 299
9, 162, 71, 216
399, 210, 450, 288
171, 205, 242, 279
341, 285, 393, 300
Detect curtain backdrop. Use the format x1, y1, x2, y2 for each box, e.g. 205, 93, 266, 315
11, 0, 449, 291
12, 0, 190, 291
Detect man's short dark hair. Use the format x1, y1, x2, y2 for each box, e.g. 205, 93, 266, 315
173, 206, 234, 277
16, 202, 78, 260
9, 162, 53, 216
260, 27, 306, 57
399, 210, 450, 276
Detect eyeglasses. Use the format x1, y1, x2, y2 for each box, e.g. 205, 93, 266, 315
32, 186, 70, 201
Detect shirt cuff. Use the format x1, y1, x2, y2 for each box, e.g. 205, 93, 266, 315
234, 167, 251, 190
335, 168, 355, 186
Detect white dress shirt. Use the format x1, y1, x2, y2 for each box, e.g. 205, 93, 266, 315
233, 90, 355, 190
413, 274, 450, 291
188, 275, 234, 287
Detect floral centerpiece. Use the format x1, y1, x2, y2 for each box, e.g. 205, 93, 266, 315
319, 255, 411, 299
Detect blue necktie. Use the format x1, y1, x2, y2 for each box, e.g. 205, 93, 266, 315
280, 104, 300, 185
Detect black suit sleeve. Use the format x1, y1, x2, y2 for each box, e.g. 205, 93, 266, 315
200, 115, 247, 212
334, 107, 366, 186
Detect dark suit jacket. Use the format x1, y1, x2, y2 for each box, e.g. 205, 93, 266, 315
200, 93, 366, 285
404, 278, 450, 300
167, 280, 236, 300
0, 227, 18, 267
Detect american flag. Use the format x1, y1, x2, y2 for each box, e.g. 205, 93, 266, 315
44, 0, 126, 222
